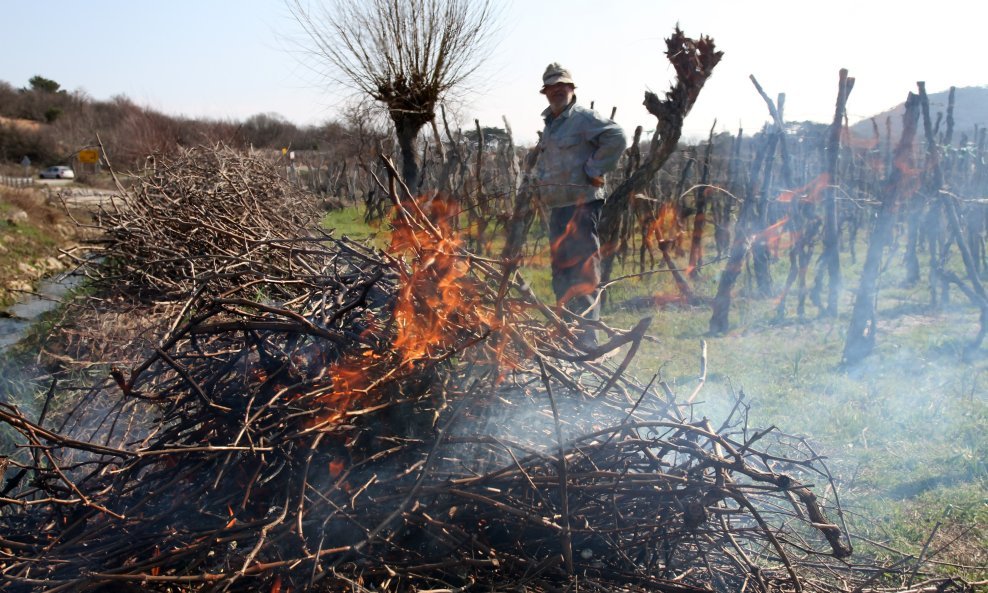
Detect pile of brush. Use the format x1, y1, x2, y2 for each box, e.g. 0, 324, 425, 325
85, 144, 322, 301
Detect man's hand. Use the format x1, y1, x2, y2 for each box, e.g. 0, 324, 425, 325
588, 175, 605, 188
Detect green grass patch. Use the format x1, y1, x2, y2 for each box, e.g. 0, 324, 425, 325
0, 187, 71, 307
0, 221, 60, 307
321, 205, 389, 248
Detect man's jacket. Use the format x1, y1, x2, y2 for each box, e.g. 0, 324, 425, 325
533, 99, 628, 208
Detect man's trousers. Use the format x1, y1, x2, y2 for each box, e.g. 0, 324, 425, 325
548, 199, 603, 348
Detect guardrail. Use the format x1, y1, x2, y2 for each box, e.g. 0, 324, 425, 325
0, 175, 35, 188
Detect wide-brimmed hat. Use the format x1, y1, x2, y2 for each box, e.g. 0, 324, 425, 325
540, 63, 575, 93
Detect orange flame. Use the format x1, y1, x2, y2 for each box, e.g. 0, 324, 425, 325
558, 254, 601, 311
550, 214, 584, 270
755, 216, 790, 254
308, 358, 371, 427
307, 195, 505, 427
389, 198, 497, 365
643, 203, 681, 249
650, 293, 686, 308
777, 174, 830, 204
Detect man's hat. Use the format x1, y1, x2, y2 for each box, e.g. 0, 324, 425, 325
540, 63, 575, 93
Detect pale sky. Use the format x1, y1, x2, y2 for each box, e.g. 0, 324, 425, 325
2, 1, 983, 145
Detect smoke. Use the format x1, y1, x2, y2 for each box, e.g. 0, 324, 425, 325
0, 361, 44, 454
665, 311, 988, 515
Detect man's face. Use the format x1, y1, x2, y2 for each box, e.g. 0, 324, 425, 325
544, 83, 575, 114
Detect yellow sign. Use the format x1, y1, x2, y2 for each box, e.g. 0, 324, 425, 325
78, 149, 100, 164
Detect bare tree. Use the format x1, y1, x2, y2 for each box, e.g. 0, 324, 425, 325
288, 0, 496, 191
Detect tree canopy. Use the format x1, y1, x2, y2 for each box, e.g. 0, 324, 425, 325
27, 75, 63, 94
288, 0, 498, 189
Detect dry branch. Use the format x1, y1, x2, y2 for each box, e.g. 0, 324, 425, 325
599, 27, 722, 287
87, 144, 322, 301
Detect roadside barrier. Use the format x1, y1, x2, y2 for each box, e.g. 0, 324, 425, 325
0, 175, 35, 188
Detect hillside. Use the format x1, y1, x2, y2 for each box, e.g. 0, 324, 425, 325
0, 76, 364, 170
849, 85, 988, 143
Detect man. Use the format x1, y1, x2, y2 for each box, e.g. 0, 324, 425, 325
532, 63, 628, 350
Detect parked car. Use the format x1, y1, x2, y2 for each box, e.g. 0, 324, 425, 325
39, 166, 74, 179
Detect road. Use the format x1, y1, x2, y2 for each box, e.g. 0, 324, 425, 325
35, 182, 121, 209
34, 178, 75, 187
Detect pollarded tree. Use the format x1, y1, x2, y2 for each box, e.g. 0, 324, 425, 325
288, 0, 496, 191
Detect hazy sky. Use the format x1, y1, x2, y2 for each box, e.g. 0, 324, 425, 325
2, 1, 983, 145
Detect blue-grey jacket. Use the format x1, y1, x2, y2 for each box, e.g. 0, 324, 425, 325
533, 99, 628, 208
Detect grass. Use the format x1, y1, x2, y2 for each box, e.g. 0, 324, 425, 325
322, 205, 389, 247
322, 205, 988, 575
0, 187, 72, 307
606, 250, 987, 576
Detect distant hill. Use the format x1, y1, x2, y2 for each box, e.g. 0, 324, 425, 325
849, 86, 988, 145
0, 115, 42, 134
